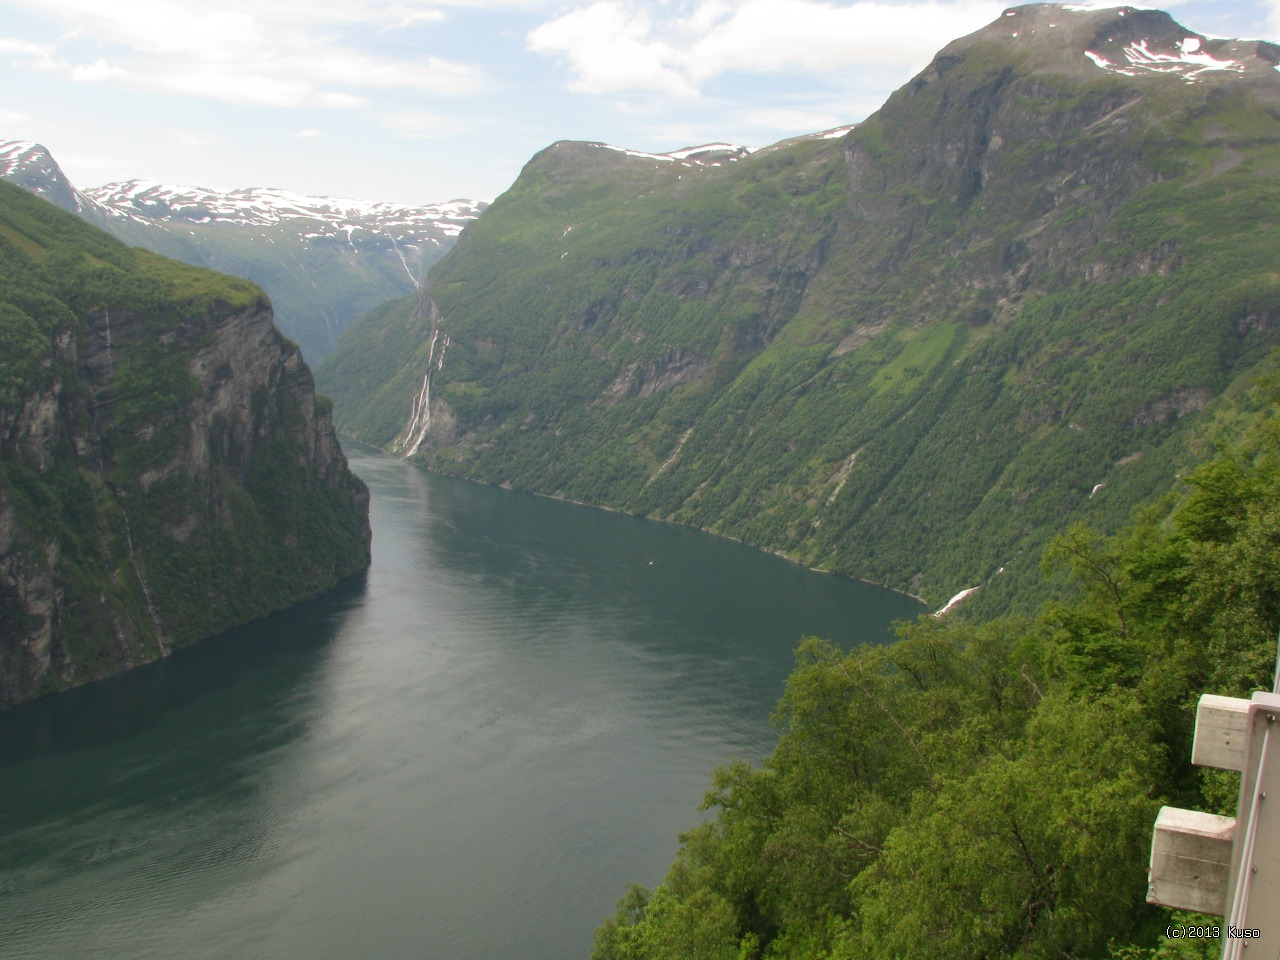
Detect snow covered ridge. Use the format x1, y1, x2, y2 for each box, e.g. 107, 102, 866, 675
1, 138, 487, 244
594, 141, 761, 166
994, 5, 1278, 83
80, 180, 485, 238
0, 140, 67, 186
594, 129, 856, 168
1084, 35, 1247, 81
0, 139, 40, 172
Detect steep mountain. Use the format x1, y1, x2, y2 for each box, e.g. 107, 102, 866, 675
320, 3, 1280, 616
0, 140, 487, 361
0, 180, 371, 709
0, 140, 83, 215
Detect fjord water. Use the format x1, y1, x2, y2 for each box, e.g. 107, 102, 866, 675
0, 448, 922, 960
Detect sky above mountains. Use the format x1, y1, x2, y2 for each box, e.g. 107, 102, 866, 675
0, 0, 1275, 205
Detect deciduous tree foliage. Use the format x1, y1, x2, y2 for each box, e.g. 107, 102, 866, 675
593, 374, 1280, 960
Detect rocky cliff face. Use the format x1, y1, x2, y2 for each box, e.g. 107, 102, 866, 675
0, 182, 370, 708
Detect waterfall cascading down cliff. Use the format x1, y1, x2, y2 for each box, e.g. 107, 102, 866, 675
393, 299, 449, 458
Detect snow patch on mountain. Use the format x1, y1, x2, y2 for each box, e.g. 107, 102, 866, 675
596, 130, 865, 168
1, 140, 487, 247
595, 142, 760, 166
934, 586, 981, 617
0, 140, 39, 171
1084, 34, 1246, 82
0, 140, 83, 212
79, 180, 484, 245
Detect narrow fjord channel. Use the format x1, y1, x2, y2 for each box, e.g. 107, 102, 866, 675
0, 448, 922, 960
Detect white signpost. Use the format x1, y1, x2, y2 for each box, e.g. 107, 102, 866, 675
1148, 691, 1280, 958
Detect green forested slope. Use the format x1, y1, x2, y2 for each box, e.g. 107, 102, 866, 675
590, 371, 1280, 960
312, 292, 426, 445
321, 4, 1280, 615
0, 181, 370, 707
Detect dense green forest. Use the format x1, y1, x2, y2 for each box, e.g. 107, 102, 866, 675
590, 366, 1280, 960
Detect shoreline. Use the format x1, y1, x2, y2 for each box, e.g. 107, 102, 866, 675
346, 436, 930, 610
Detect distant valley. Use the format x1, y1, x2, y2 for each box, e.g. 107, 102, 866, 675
0, 140, 486, 361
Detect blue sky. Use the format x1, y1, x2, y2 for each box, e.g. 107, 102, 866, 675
0, 0, 1274, 204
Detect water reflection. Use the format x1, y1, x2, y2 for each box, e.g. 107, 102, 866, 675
0, 575, 366, 767
0, 576, 367, 957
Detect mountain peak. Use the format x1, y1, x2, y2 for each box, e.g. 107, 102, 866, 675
0, 139, 82, 214
942, 3, 1280, 86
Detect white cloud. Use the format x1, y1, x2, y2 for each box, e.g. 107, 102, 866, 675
70, 58, 125, 82
4, 0, 488, 106
0, 36, 56, 56
392, 9, 449, 28
174, 130, 222, 146
528, 3, 697, 96
0, 34, 62, 70
1266, 0, 1280, 36
376, 109, 457, 137
58, 151, 136, 183
295, 128, 324, 138
161, 71, 319, 107
528, 0, 1005, 96
733, 104, 854, 133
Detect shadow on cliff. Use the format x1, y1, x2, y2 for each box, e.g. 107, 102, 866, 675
0, 571, 368, 767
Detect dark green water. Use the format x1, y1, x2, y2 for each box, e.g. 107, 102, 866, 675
0, 449, 923, 960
